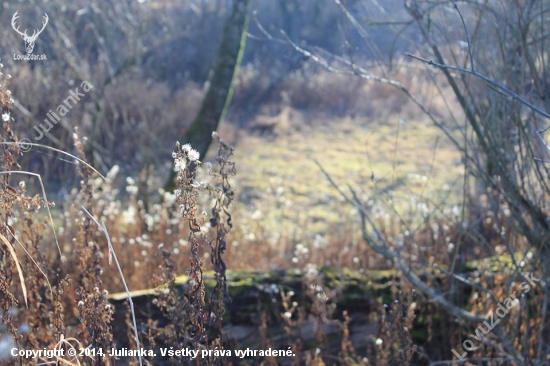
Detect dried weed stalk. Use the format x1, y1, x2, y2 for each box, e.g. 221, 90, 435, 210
0, 64, 20, 353
73, 129, 115, 362
154, 133, 235, 364
205, 132, 235, 343
378, 291, 417, 366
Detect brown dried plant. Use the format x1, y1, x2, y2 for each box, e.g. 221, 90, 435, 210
0, 64, 21, 358
377, 291, 417, 366
204, 132, 235, 347
153, 133, 235, 364
72, 129, 115, 363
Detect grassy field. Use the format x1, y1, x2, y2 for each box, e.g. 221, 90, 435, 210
228, 112, 464, 254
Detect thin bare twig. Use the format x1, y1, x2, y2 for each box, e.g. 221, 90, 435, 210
450, 0, 475, 72
404, 52, 550, 121
315, 159, 484, 322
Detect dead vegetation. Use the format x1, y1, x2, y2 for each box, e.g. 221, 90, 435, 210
1, 0, 550, 365
0, 55, 548, 364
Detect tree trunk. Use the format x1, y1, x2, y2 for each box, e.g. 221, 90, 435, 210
164, 0, 250, 191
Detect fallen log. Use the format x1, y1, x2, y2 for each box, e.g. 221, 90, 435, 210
108, 254, 539, 365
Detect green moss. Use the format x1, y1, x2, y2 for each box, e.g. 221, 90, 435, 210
462, 252, 536, 274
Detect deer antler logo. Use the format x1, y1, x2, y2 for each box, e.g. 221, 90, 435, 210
11, 11, 49, 54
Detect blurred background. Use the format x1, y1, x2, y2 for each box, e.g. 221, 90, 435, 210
2, 0, 550, 363
0, 0, 471, 271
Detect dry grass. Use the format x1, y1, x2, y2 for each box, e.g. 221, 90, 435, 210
0, 57, 547, 365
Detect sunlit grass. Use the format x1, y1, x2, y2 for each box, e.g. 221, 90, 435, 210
232, 114, 464, 237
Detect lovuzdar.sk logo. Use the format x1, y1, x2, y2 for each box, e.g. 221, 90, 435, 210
11, 11, 48, 61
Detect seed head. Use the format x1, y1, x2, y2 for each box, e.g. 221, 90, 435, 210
188, 149, 200, 162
